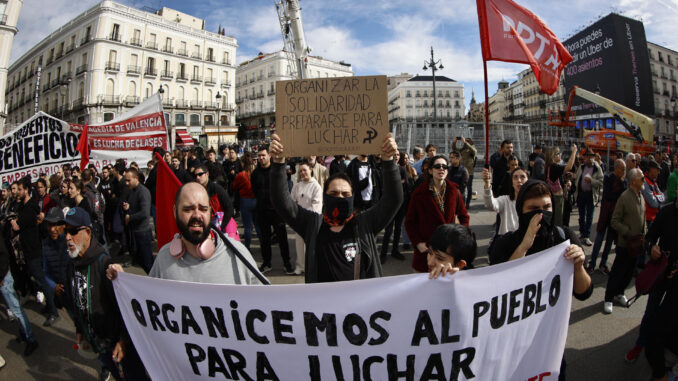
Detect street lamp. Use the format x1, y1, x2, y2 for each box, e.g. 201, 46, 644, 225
216, 91, 222, 147
59, 77, 72, 121
423, 46, 443, 121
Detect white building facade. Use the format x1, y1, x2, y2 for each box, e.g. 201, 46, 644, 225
387, 75, 465, 122
0, 0, 22, 130
648, 42, 678, 144
5, 1, 238, 145
235, 50, 353, 140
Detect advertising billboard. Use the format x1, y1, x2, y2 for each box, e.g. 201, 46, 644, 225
563, 13, 654, 117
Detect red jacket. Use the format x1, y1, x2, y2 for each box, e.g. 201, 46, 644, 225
405, 179, 470, 272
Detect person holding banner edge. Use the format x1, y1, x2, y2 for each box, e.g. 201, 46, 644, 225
489, 179, 592, 381
269, 133, 402, 283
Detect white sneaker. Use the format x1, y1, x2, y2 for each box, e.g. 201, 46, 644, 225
36, 292, 45, 304
293, 267, 304, 275
7, 309, 17, 321
614, 294, 629, 307
603, 302, 613, 314
0, 354, 5, 368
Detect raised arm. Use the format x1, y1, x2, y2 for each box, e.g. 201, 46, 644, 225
359, 134, 403, 234
269, 134, 319, 236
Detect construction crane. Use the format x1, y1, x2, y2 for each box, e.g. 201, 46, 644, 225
548, 86, 656, 156
275, 0, 311, 80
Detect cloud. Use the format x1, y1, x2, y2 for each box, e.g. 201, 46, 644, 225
9, 0, 120, 64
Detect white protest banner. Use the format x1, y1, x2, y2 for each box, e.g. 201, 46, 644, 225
0, 112, 79, 183
70, 94, 168, 168
113, 241, 573, 381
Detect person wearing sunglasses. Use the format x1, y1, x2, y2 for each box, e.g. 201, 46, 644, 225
193, 164, 234, 233
405, 154, 470, 273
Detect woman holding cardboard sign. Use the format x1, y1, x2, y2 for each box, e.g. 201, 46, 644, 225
268, 133, 402, 283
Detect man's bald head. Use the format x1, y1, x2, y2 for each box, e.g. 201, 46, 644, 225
175, 182, 210, 211
614, 159, 626, 170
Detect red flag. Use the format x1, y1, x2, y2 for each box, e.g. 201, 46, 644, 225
76, 124, 89, 169
476, 0, 572, 94
154, 152, 182, 249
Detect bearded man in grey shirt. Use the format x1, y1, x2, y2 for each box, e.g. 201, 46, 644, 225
108, 182, 263, 285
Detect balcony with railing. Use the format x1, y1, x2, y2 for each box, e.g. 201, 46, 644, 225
206, 55, 216, 63
177, 48, 188, 57
190, 75, 202, 83
191, 52, 202, 59
268, 72, 276, 78
222, 58, 232, 66
76, 64, 88, 76
162, 98, 173, 108
144, 68, 158, 77
127, 65, 141, 75
221, 81, 232, 88
175, 99, 188, 109
176, 73, 188, 82
146, 42, 158, 50
235, 98, 243, 104
60, 73, 72, 84
204, 102, 217, 110
108, 33, 121, 42
129, 37, 142, 47
102, 95, 120, 105
205, 77, 216, 85
54, 50, 63, 60
105, 61, 120, 72
0, 14, 8, 25
267, 89, 276, 96
160, 70, 174, 79
80, 36, 92, 46
124, 96, 140, 106
50, 79, 59, 89
190, 101, 203, 109
162, 45, 174, 54
72, 97, 85, 109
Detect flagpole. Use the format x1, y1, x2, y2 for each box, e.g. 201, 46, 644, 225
483, 59, 490, 165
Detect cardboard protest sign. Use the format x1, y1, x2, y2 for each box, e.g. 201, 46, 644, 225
113, 241, 574, 380
275, 75, 388, 157
70, 94, 168, 168
0, 112, 79, 183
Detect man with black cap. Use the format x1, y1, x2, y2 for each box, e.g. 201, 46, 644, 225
42, 207, 70, 324
489, 179, 592, 381
64, 207, 148, 381
574, 150, 603, 246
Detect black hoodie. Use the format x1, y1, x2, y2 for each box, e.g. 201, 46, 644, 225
489, 179, 592, 300
65, 237, 125, 353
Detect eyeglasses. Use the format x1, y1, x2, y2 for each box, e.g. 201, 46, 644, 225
431, 164, 448, 170
65, 226, 87, 236
194, 172, 207, 177
555, 152, 561, 156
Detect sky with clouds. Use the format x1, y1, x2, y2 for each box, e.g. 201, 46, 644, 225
9, 0, 678, 110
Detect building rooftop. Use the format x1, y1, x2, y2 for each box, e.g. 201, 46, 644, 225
408, 75, 457, 82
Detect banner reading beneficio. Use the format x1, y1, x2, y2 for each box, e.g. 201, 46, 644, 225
275, 75, 388, 157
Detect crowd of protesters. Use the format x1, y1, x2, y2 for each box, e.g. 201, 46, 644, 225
0, 135, 677, 381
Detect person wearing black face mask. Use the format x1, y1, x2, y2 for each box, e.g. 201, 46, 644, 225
488, 179, 592, 381
269, 133, 403, 283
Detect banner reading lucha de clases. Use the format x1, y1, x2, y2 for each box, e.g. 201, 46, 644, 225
113, 241, 574, 381
70, 93, 168, 169
0, 112, 80, 183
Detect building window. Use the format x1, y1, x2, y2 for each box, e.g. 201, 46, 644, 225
204, 115, 215, 126
104, 112, 115, 122
190, 114, 200, 126
176, 113, 186, 126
